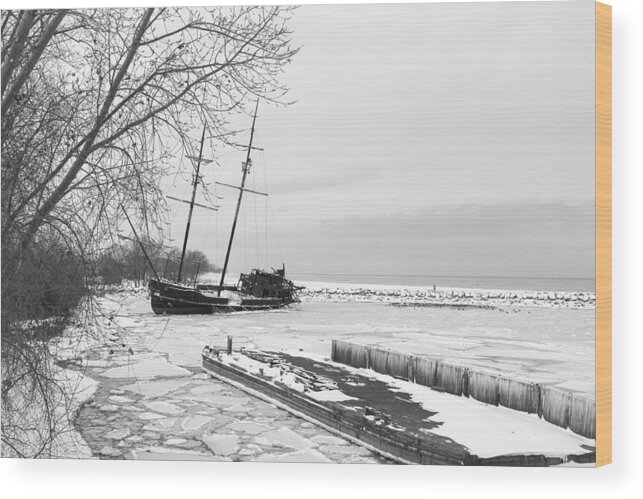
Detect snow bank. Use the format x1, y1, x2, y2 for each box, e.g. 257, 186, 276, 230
48, 368, 98, 459
1, 362, 97, 459
4, 296, 126, 459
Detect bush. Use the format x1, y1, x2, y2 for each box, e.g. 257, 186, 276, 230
2, 238, 86, 326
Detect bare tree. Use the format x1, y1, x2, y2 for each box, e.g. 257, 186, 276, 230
3, 6, 298, 248
1, 6, 298, 458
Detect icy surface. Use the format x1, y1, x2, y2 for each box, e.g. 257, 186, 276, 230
256, 449, 333, 463
122, 379, 186, 398
258, 427, 314, 450
102, 358, 191, 379
100, 293, 594, 395
181, 415, 213, 431
143, 401, 184, 415
203, 434, 239, 456
62, 285, 596, 464
139, 412, 165, 421
105, 428, 130, 439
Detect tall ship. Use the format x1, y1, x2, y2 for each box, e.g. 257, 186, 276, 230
135, 103, 301, 314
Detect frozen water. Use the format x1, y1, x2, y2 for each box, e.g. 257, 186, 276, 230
256, 449, 333, 463
131, 448, 213, 461
142, 417, 177, 432
106, 293, 593, 395
202, 434, 239, 456
67, 290, 596, 464
122, 379, 188, 398
143, 400, 184, 415
108, 395, 134, 404
105, 428, 130, 439
181, 415, 213, 431
139, 412, 165, 421
99, 446, 122, 458
188, 384, 225, 395
102, 357, 191, 379
188, 393, 249, 406
258, 427, 314, 451
226, 421, 271, 435
311, 434, 351, 446
98, 404, 119, 412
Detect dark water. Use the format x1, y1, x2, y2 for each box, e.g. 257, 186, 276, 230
290, 273, 595, 292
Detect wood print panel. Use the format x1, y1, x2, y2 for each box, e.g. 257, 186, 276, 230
596, 1, 612, 467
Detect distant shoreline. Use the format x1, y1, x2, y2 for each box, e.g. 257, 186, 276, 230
296, 280, 595, 310
288, 273, 595, 293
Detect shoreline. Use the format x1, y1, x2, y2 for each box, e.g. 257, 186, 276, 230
296, 280, 596, 310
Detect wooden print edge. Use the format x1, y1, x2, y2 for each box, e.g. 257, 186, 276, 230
595, 1, 612, 467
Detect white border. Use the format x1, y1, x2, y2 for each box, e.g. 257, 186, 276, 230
1, 0, 641, 497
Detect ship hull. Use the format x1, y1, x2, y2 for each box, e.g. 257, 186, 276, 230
149, 278, 296, 315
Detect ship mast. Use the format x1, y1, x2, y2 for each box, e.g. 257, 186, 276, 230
217, 100, 261, 295
177, 124, 208, 282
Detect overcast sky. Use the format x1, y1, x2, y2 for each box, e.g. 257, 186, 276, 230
166, 0, 596, 280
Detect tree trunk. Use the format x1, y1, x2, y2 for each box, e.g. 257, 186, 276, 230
1, 10, 35, 95
1, 11, 67, 119
18, 8, 154, 251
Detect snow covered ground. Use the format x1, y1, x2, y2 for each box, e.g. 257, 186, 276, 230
56, 282, 595, 463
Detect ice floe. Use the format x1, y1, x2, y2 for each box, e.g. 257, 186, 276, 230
143, 400, 184, 415
102, 357, 191, 379
202, 434, 239, 456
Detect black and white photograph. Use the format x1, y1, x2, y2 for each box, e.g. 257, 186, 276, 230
2, 0, 602, 467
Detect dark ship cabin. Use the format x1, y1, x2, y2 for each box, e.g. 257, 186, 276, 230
238, 268, 299, 301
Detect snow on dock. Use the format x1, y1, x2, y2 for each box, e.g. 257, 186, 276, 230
203, 349, 594, 465
360, 367, 594, 460
331, 340, 595, 439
